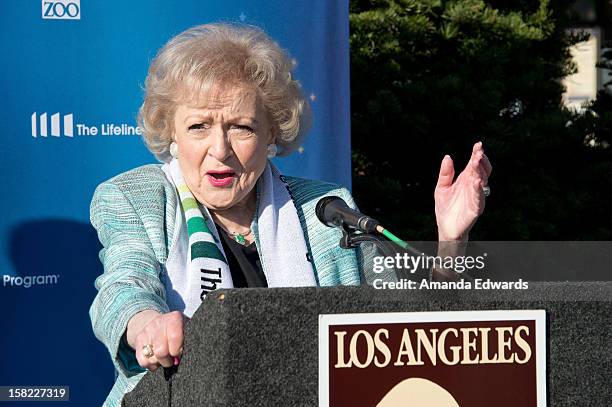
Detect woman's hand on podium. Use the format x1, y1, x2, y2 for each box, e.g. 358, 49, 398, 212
127, 310, 185, 372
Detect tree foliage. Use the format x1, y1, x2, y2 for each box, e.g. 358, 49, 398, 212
350, 0, 612, 240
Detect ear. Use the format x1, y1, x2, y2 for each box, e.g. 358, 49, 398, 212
169, 133, 177, 151
268, 124, 279, 144
170, 122, 177, 142
169, 104, 181, 143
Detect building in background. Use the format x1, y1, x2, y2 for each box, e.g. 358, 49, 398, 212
563, 0, 612, 110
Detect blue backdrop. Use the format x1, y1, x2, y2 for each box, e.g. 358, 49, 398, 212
0, 1, 350, 404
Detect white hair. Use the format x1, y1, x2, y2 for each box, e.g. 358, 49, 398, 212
138, 23, 312, 161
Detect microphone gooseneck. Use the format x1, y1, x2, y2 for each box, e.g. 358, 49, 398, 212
315, 196, 380, 233
315, 196, 413, 252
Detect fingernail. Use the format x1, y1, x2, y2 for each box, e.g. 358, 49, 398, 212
173, 356, 181, 366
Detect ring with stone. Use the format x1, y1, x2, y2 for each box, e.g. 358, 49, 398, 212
142, 343, 155, 359
482, 186, 491, 197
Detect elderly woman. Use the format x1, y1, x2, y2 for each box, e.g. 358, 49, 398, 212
90, 23, 491, 406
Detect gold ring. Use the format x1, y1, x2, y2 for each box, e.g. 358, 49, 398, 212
142, 343, 155, 358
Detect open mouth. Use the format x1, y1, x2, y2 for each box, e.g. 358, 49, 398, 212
208, 172, 234, 179
206, 170, 236, 187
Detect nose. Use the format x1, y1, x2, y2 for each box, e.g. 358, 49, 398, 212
207, 125, 232, 162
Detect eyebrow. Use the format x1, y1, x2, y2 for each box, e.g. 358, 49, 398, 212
183, 114, 259, 125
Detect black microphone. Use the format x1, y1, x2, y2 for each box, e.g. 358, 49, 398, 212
315, 196, 380, 233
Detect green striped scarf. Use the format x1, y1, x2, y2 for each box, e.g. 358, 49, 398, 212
169, 159, 233, 300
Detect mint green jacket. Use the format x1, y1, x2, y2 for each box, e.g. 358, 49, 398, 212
89, 164, 378, 407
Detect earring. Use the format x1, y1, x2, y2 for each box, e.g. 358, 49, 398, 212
170, 141, 178, 159
266, 143, 277, 159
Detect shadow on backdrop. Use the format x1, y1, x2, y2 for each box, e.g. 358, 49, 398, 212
0, 219, 114, 406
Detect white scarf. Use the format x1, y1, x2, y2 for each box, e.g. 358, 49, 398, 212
162, 158, 316, 317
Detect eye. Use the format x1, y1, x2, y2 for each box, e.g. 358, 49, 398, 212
188, 123, 209, 131
230, 124, 254, 133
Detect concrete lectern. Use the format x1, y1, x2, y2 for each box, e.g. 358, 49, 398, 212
123, 282, 610, 407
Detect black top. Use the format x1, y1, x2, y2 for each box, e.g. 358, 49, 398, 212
215, 224, 268, 288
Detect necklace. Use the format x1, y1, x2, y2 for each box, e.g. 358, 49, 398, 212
209, 211, 253, 245
225, 228, 252, 245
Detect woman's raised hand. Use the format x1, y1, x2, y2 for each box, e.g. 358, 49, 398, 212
434, 142, 492, 241
127, 310, 185, 372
